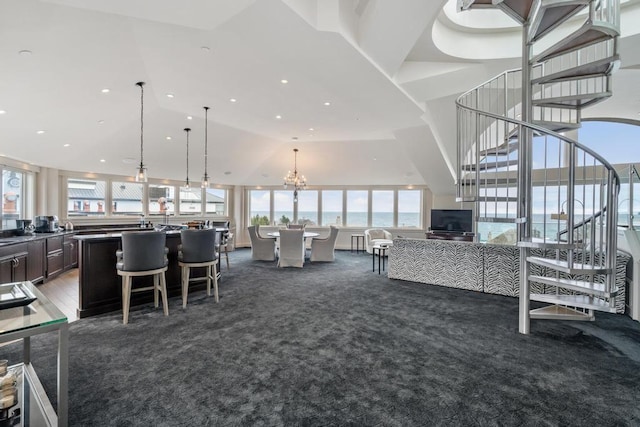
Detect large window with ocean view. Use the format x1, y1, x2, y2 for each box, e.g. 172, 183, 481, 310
346, 190, 368, 227
296, 190, 318, 226
274, 191, 294, 225
250, 190, 270, 225
398, 190, 421, 227
372, 190, 393, 227
322, 190, 342, 226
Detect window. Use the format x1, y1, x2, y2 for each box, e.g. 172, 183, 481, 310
397, 190, 421, 228
111, 181, 143, 215
249, 190, 270, 225
205, 188, 226, 215
179, 187, 201, 215
346, 190, 368, 227
371, 190, 394, 227
274, 190, 293, 225
148, 185, 175, 216
296, 190, 318, 226
322, 190, 342, 226
2, 170, 24, 229
67, 179, 106, 217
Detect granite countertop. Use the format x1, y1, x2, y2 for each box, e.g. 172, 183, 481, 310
0, 230, 75, 247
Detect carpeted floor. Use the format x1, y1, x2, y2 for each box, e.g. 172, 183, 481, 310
3, 248, 640, 426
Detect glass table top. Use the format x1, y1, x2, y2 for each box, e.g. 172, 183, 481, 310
0, 281, 67, 336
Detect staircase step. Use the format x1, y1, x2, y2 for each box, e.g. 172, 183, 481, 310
477, 216, 524, 224
529, 304, 594, 321
528, 275, 614, 297
461, 159, 519, 171
532, 55, 620, 85
533, 22, 619, 63
478, 141, 519, 157
530, 294, 617, 313
459, 0, 531, 24
526, 256, 611, 275
532, 92, 612, 109
462, 178, 518, 186
531, 120, 580, 133
518, 238, 584, 250
528, 1, 589, 43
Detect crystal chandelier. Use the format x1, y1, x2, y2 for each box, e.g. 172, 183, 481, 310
283, 148, 307, 202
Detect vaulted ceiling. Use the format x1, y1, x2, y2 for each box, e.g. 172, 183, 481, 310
1, 0, 639, 195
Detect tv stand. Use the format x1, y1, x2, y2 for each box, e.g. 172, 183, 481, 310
426, 231, 475, 242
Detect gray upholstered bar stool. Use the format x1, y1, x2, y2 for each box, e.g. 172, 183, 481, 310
116, 231, 169, 324
178, 228, 219, 308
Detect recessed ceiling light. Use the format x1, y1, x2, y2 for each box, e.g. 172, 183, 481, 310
166, 93, 174, 98
36, 130, 45, 134
63, 144, 70, 147
187, 116, 193, 120
275, 115, 282, 119
308, 128, 314, 131
100, 159, 106, 163
229, 98, 237, 103
281, 79, 288, 84
18, 50, 32, 56
166, 136, 172, 140
98, 120, 105, 124
373, 157, 377, 161
201, 46, 210, 52
323, 102, 331, 106
0, 110, 5, 115
101, 88, 110, 93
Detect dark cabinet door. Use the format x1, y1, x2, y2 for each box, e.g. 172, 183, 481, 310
27, 239, 46, 284
47, 250, 64, 278
63, 236, 77, 270
0, 257, 13, 283
12, 254, 27, 282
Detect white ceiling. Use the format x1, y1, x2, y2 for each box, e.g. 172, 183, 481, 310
1, 0, 639, 195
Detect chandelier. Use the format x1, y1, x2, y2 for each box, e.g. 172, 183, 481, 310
283, 148, 307, 202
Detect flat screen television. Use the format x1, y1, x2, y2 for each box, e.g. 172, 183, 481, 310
430, 209, 473, 233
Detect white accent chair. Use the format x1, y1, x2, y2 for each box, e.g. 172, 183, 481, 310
116, 231, 169, 324
310, 226, 339, 262
277, 228, 305, 268
248, 225, 276, 261
364, 228, 393, 254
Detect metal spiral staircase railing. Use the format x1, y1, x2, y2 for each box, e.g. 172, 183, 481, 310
456, 0, 621, 333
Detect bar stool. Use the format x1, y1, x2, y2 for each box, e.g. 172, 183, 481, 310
178, 228, 219, 308
116, 231, 169, 324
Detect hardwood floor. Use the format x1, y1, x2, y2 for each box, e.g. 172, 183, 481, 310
37, 269, 80, 323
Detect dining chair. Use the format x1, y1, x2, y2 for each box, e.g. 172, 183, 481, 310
287, 224, 305, 229
310, 226, 340, 262
248, 225, 276, 261
178, 228, 219, 308
116, 231, 169, 324
277, 228, 305, 268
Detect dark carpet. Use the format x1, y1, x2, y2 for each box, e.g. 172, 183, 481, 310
3, 248, 640, 426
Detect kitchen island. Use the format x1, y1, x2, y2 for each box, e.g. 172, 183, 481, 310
75, 229, 225, 318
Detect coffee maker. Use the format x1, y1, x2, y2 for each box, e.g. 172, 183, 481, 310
34, 215, 59, 233
14, 219, 34, 236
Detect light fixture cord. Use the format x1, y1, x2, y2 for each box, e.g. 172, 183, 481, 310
185, 128, 190, 184
204, 106, 209, 178
138, 82, 145, 169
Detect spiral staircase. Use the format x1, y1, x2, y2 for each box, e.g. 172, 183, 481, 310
455, 0, 622, 334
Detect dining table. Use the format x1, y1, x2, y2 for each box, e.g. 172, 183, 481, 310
266, 231, 320, 239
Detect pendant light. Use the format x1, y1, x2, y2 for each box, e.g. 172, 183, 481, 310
135, 82, 148, 182
201, 106, 210, 188
184, 128, 191, 189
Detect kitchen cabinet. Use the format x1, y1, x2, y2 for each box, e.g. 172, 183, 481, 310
63, 234, 77, 270
46, 235, 64, 280
27, 239, 46, 284
0, 243, 28, 283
